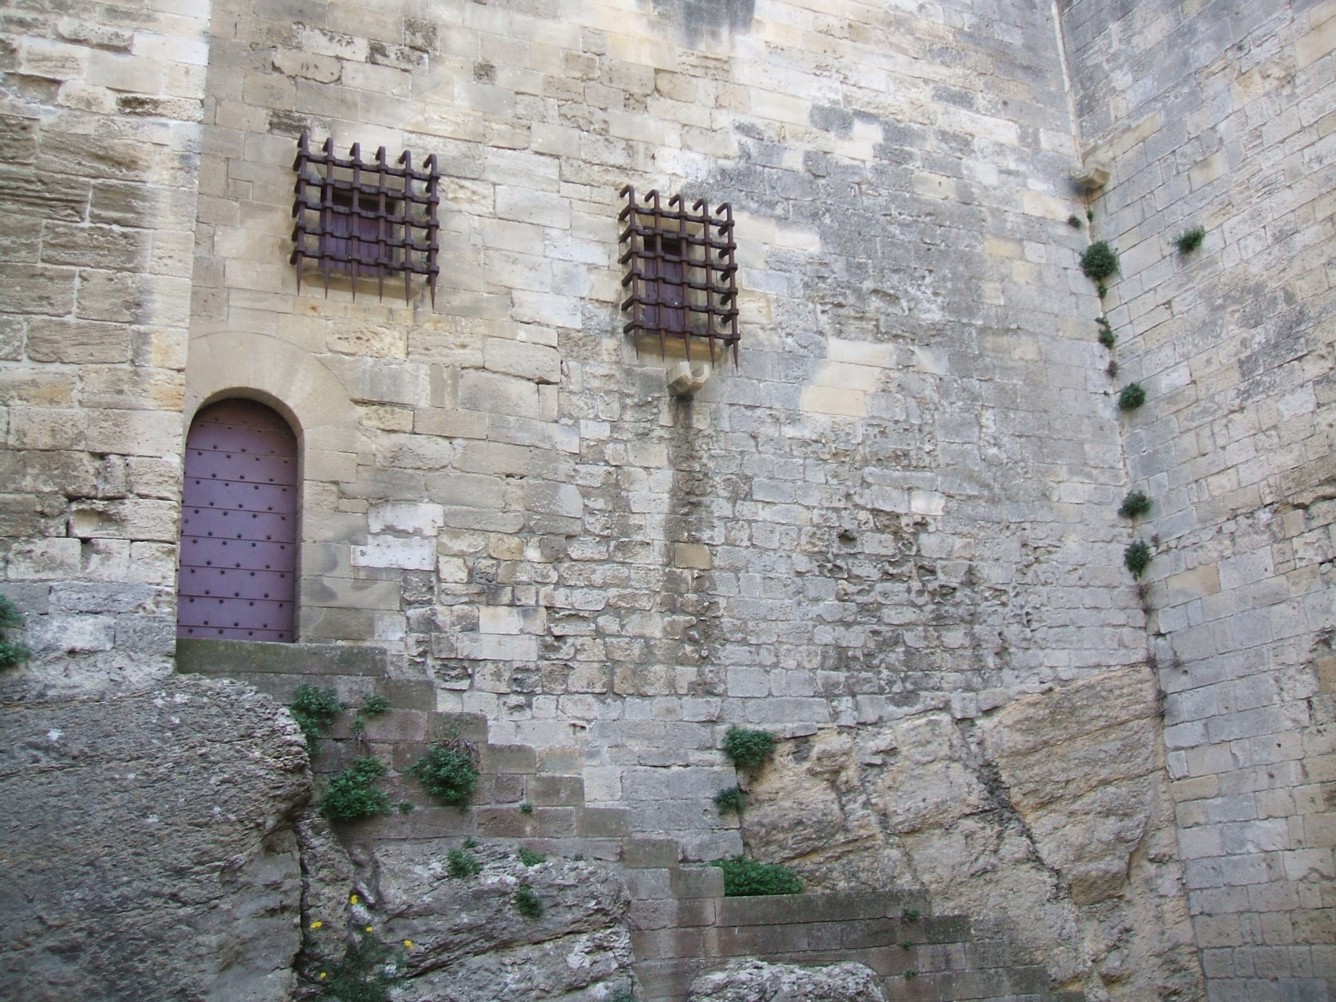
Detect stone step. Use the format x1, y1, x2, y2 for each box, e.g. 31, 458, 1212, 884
176, 637, 387, 677
632, 878, 1085, 1002
173, 649, 1081, 1002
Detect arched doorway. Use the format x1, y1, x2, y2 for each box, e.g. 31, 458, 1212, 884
176, 399, 298, 642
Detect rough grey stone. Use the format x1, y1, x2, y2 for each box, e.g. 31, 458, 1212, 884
0, 675, 311, 1002
335, 841, 638, 1001
689, 958, 885, 1002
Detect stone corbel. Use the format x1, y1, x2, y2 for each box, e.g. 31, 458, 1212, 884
667, 360, 711, 399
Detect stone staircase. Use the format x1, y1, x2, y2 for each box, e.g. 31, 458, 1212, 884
176, 639, 1084, 1002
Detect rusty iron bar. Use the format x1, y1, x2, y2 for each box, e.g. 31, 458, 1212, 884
617, 185, 740, 366
290, 131, 440, 305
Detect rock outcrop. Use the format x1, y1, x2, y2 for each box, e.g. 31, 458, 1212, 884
689, 959, 886, 1002
0, 676, 311, 1002
311, 840, 638, 1002
738, 666, 1203, 1001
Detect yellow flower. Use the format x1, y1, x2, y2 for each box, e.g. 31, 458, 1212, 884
318, 972, 328, 981
309, 920, 324, 930
403, 939, 414, 951
349, 893, 360, 905
365, 925, 374, 933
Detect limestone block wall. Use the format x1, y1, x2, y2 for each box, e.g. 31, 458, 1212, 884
1059, 0, 1336, 997
0, 0, 210, 694
192, 0, 1144, 866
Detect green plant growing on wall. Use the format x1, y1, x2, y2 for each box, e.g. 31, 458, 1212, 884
723, 726, 776, 773
514, 884, 544, 919
1173, 226, 1205, 254
714, 786, 747, 816
1125, 540, 1153, 579
1067, 214, 1083, 228
519, 801, 534, 815
351, 693, 392, 734
407, 738, 479, 806
322, 757, 391, 822
312, 930, 405, 1002
1096, 316, 1115, 349
1080, 241, 1119, 292
0, 596, 31, 670
518, 847, 546, 867
1119, 490, 1152, 519
289, 685, 346, 752
711, 855, 803, 897
446, 848, 480, 879
1117, 382, 1147, 411
901, 907, 921, 923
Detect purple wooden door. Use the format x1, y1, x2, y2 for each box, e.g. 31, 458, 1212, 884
177, 399, 298, 642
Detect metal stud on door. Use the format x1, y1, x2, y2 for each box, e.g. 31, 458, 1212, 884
177, 399, 298, 642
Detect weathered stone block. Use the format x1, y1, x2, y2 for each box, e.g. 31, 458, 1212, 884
175, 638, 387, 678
25, 318, 132, 364
3, 264, 75, 315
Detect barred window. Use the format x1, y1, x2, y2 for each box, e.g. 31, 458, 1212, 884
618, 186, 739, 365
291, 132, 440, 305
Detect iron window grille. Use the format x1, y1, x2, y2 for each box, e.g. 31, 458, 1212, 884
619, 186, 739, 366
291, 131, 441, 305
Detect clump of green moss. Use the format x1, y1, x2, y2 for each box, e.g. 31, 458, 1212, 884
0, 596, 31, 670
407, 739, 479, 806
447, 847, 480, 879
289, 685, 346, 752
1119, 490, 1152, 519
1173, 226, 1205, 254
710, 856, 803, 897
723, 726, 776, 772
515, 884, 544, 919
1081, 241, 1119, 283
322, 757, 391, 821
1118, 382, 1147, 411
714, 786, 747, 816
1125, 540, 1153, 579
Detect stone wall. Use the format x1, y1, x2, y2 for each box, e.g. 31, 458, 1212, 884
193, 0, 1140, 864
4, 0, 1330, 998
0, 0, 210, 694
1059, 1, 1336, 998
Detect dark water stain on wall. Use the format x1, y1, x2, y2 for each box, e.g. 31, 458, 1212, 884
649, 0, 755, 41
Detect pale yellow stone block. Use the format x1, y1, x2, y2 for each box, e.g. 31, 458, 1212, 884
1189, 152, 1227, 190
359, 405, 413, 432
988, 237, 1026, 260
827, 338, 896, 368
772, 225, 821, 253
939, 105, 1019, 146
1165, 564, 1222, 603
272, 50, 340, 83
749, 89, 810, 126
1022, 190, 1068, 220
813, 361, 881, 391
1107, 110, 1163, 159
1297, 9, 1336, 68
801, 384, 867, 417
673, 543, 712, 570
913, 171, 957, 201
910, 490, 946, 516
19, 37, 87, 80
87, 48, 163, 94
